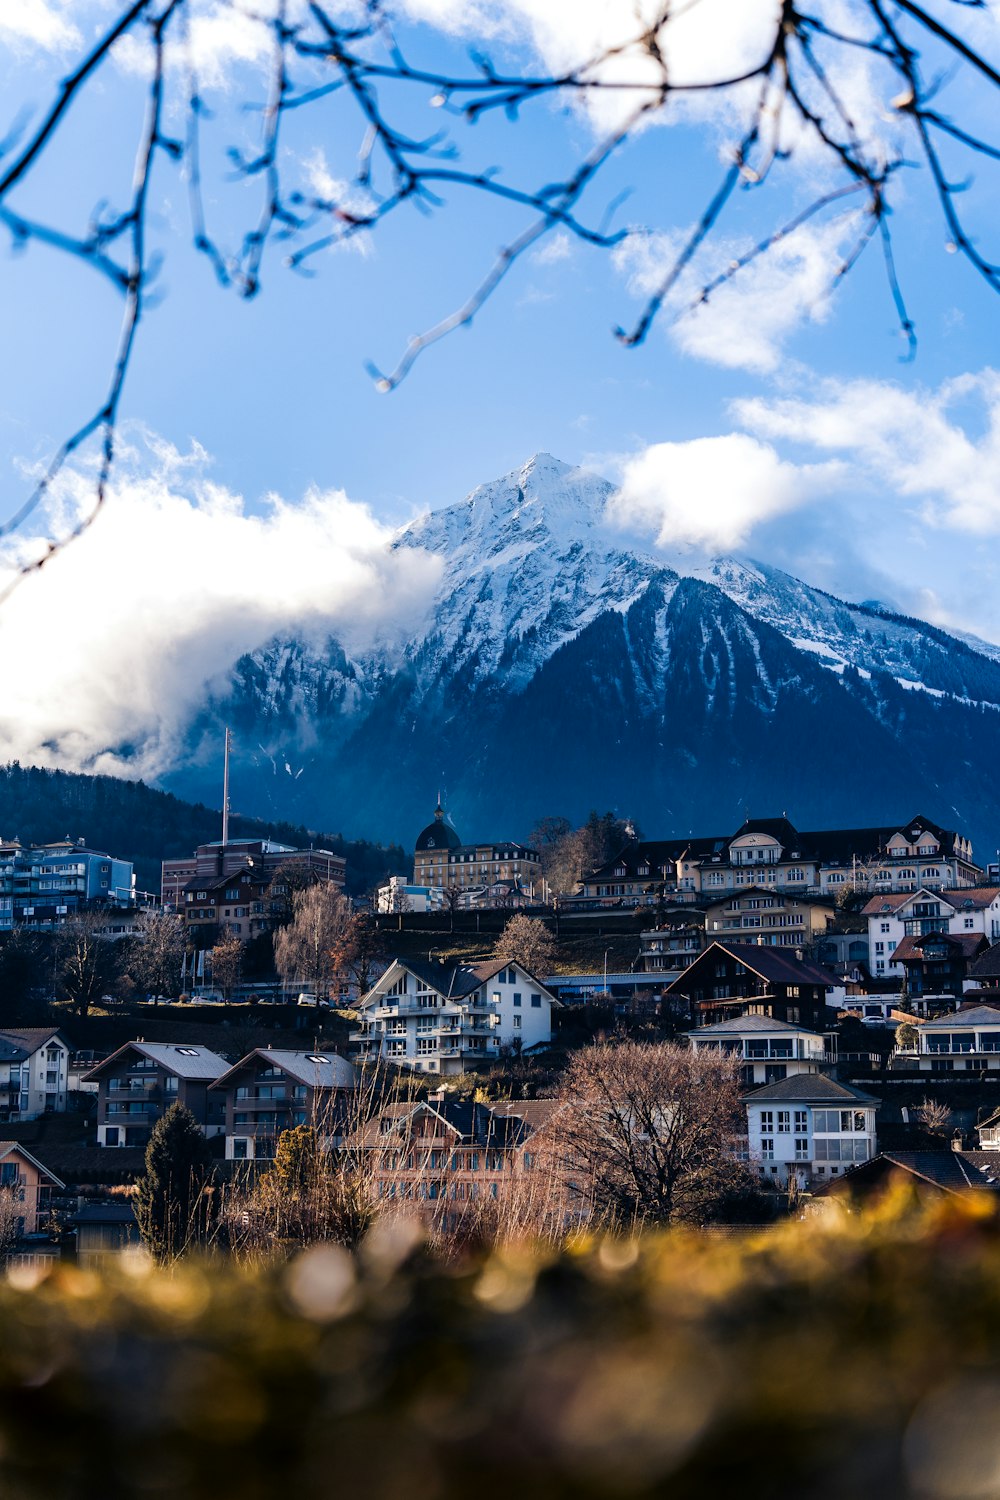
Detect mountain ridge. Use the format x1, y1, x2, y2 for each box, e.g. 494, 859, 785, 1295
157, 453, 1000, 855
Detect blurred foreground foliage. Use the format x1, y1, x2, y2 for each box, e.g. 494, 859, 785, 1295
3, 1191, 1000, 1498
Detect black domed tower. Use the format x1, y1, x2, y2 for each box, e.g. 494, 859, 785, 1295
413, 801, 462, 885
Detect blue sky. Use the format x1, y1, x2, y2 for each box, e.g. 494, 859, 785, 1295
0, 0, 999, 778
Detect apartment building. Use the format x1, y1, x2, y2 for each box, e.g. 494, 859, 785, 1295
0, 1142, 64, 1235
0, 1028, 71, 1122
744, 1075, 878, 1187
352, 958, 560, 1076
703, 888, 836, 948
686, 1014, 832, 1087
210, 1048, 357, 1161
162, 838, 346, 949
0, 838, 135, 930
863, 886, 1000, 980
581, 813, 980, 905
85, 1041, 229, 1147
663, 941, 834, 1030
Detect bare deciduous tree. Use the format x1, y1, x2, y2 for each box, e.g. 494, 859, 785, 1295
127, 908, 185, 1004
915, 1097, 955, 1139
210, 929, 243, 1003
553, 1039, 752, 1226
494, 914, 557, 977
273, 881, 354, 1001
55, 911, 118, 1016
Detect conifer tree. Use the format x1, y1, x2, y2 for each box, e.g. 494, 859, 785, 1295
134, 1102, 214, 1261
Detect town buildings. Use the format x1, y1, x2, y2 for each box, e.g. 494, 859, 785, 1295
897, 1005, 1000, 1073
210, 1048, 357, 1161
411, 803, 541, 905
892, 931, 990, 1007
162, 837, 346, 943
863, 886, 1000, 979
687, 1014, 832, 1087
352, 957, 560, 1075
85, 1041, 229, 1147
0, 1142, 64, 1235
744, 1074, 878, 1186
0, 838, 135, 930
357, 1095, 563, 1229
663, 940, 835, 1030
0, 1027, 71, 1122
581, 813, 980, 905
703, 888, 837, 948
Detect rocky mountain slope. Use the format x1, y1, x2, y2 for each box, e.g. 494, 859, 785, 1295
162, 454, 1000, 855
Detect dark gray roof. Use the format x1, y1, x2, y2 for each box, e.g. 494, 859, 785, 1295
704, 941, 834, 988
835, 1151, 1000, 1194
688, 1014, 822, 1037
212, 1048, 356, 1091
362, 958, 560, 1007
744, 1074, 877, 1104
83, 1041, 229, 1083
922, 1006, 1000, 1030
415, 805, 462, 853
69, 1201, 138, 1225
969, 944, 1000, 980
0, 1027, 67, 1063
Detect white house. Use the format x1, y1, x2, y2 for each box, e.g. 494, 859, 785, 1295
863, 886, 1000, 980
744, 1074, 878, 1187
352, 958, 561, 1076
907, 1005, 1000, 1072
0, 1027, 71, 1122
686, 1014, 831, 1087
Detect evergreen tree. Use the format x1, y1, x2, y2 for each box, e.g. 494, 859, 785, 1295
134, 1102, 214, 1261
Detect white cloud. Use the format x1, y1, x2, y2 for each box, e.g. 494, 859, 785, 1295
735, 369, 1000, 533
605, 433, 839, 553
531, 232, 573, 266
615, 212, 862, 373
0, 434, 442, 780
0, 0, 80, 52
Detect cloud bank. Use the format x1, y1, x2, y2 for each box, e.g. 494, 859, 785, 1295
606, 434, 840, 553
0, 435, 441, 781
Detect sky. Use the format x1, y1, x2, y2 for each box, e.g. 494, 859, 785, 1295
1, 0, 1000, 782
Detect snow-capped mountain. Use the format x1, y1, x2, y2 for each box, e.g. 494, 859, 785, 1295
164, 454, 1000, 854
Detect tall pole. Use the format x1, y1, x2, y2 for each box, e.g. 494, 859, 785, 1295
222, 727, 231, 847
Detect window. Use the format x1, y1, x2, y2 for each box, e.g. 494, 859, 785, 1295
965, 918, 975, 929
513, 993, 522, 1007
105, 1127, 120, 1146
880, 922, 890, 933
513, 1016, 522, 1030
233, 1138, 248, 1160
176, 1048, 199, 1058
531, 994, 541, 1008
759, 1110, 774, 1131
794, 1138, 809, 1161
777, 1111, 791, 1133
164, 1075, 178, 1094
761, 1137, 774, 1160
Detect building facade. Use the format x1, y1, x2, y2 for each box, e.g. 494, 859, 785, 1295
162, 838, 346, 952
352, 958, 560, 1076
211, 1048, 357, 1161
863, 886, 1000, 980
663, 941, 834, 1030
902, 1005, 1000, 1072
686, 1014, 832, 1087
581, 813, 980, 905
412, 804, 541, 904
0, 1028, 70, 1122
744, 1074, 878, 1187
703, 888, 836, 948
85, 1041, 229, 1147
0, 839, 135, 930
0, 1142, 64, 1235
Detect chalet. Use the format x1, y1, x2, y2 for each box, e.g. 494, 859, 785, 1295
0, 1142, 64, 1235
210, 1048, 357, 1161
966, 943, 1000, 994
0, 1027, 71, 1122
580, 813, 979, 905
893, 931, 990, 1008
686, 1014, 832, 1087
85, 1041, 229, 1147
352, 958, 560, 1076
662, 941, 834, 1029
744, 1074, 878, 1187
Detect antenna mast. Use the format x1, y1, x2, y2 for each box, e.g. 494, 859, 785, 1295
222, 727, 231, 846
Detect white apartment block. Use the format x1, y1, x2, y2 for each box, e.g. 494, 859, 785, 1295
0, 1028, 70, 1122
352, 958, 560, 1076
864, 886, 1000, 980
686, 1014, 831, 1087
745, 1074, 878, 1187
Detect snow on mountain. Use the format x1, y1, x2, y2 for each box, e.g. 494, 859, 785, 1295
162, 453, 1000, 848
